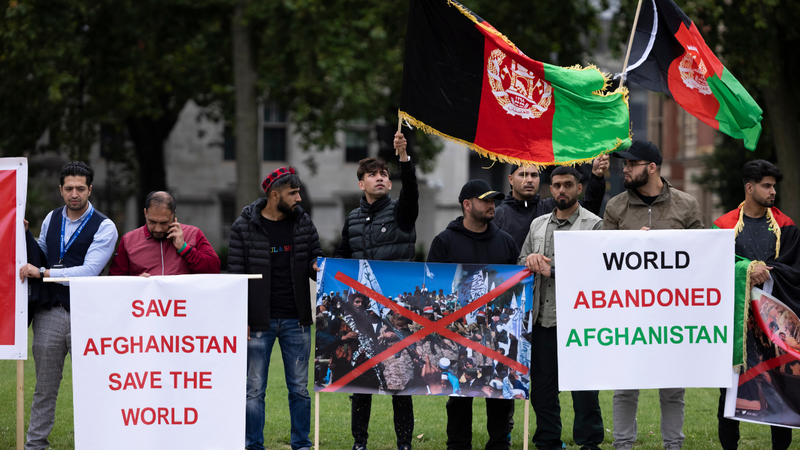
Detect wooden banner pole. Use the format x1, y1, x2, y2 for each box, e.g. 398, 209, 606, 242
17, 360, 24, 450
523, 398, 530, 450
314, 391, 320, 450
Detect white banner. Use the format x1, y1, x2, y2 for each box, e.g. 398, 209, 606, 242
0, 157, 28, 360
555, 229, 735, 390
70, 275, 248, 450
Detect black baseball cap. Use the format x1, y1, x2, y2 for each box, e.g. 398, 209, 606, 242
612, 140, 663, 165
458, 179, 504, 203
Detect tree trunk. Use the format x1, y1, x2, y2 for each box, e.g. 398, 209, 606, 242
761, 31, 800, 220
232, 3, 260, 213
126, 114, 177, 226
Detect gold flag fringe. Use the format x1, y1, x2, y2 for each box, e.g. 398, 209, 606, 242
736, 260, 767, 373
399, 110, 631, 169
734, 201, 781, 259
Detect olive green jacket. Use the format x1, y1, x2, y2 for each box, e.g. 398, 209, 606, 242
602, 177, 704, 231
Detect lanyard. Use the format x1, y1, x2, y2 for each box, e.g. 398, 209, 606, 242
60, 205, 94, 263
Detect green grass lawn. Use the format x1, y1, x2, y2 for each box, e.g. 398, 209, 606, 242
1, 327, 795, 449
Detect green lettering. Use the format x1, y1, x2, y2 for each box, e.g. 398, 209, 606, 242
566, 329, 582, 347
714, 326, 727, 344
649, 326, 663, 344
615, 327, 629, 346
670, 326, 683, 344
584, 328, 596, 346
632, 327, 647, 345
685, 325, 698, 343
598, 328, 613, 346
696, 326, 712, 344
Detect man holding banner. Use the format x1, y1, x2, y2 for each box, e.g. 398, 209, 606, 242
334, 132, 418, 450
18, 161, 117, 450
603, 141, 703, 450
713, 160, 793, 449
427, 178, 519, 450
228, 167, 323, 450
519, 165, 604, 450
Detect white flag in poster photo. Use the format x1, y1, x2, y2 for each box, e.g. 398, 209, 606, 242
424, 263, 435, 280
357, 259, 383, 315
510, 292, 523, 339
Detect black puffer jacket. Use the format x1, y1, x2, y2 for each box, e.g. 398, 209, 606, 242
494, 173, 606, 249
227, 198, 323, 330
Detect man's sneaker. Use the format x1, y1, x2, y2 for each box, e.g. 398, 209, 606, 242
352, 445, 367, 450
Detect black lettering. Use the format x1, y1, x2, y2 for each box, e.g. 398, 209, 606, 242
660, 251, 673, 269
644, 251, 658, 269
625, 252, 642, 270
676, 251, 690, 269
603, 252, 625, 270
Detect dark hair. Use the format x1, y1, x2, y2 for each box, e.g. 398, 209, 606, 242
550, 165, 581, 183
60, 161, 94, 186
357, 157, 389, 180
267, 173, 301, 196
144, 191, 177, 213
742, 160, 783, 186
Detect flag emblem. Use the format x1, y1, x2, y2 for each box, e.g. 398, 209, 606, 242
678, 48, 711, 95
487, 49, 552, 119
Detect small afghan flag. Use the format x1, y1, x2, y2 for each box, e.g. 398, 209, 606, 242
713, 205, 800, 368
399, 0, 631, 167
624, 0, 762, 150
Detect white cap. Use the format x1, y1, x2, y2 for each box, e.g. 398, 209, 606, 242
439, 358, 451, 370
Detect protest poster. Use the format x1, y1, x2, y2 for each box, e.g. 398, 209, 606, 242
724, 287, 800, 428
313, 258, 533, 399
70, 275, 247, 449
0, 157, 28, 360
555, 229, 735, 390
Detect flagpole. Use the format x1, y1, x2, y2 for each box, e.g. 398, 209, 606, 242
314, 391, 320, 450
620, 0, 645, 89
396, 114, 403, 155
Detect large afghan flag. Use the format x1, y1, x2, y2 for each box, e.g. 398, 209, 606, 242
713, 206, 800, 368
624, 0, 762, 150
399, 0, 631, 167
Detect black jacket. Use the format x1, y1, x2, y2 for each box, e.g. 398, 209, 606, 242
426, 217, 519, 265
227, 198, 323, 330
494, 173, 606, 250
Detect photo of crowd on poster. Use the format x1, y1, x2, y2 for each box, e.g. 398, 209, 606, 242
313, 258, 533, 399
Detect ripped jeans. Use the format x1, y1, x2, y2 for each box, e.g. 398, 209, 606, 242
246, 319, 312, 450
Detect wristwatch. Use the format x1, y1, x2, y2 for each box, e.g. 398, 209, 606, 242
39, 266, 46, 278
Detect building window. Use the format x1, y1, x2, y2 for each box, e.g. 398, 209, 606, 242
263, 101, 287, 161
345, 130, 369, 163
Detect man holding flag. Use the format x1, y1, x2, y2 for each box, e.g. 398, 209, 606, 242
335, 132, 418, 450
712, 160, 796, 450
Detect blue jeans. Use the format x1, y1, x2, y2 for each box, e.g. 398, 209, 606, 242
246, 319, 312, 450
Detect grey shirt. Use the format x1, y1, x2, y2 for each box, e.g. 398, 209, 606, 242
535, 207, 603, 327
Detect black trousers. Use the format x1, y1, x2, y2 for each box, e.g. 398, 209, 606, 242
717, 388, 792, 450
446, 396, 513, 450
530, 324, 603, 450
351, 393, 414, 448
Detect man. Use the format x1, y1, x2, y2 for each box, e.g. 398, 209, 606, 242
18, 161, 117, 450
427, 178, 519, 450
603, 141, 703, 450
109, 191, 220, 276
494, 156, 609, 249
518, 166, 604, 450
713, 160, 793, 450
335, 132, 418, 450
227, 167, 323, 450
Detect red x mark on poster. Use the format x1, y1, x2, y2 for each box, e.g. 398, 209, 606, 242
738, 296, 800, 385
321, 268, 532, 393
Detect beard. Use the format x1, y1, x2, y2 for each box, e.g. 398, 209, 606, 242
556, 195, 577, 211
623, 170, 649, 190
753, 192, 775, 208
277, 197, 296, 215
469, 208, 494, 224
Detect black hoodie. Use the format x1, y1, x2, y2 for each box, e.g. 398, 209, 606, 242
426, 217, 519, 265
494, 173, 606, 250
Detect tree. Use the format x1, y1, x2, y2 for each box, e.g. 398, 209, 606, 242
610, 0, 800, 215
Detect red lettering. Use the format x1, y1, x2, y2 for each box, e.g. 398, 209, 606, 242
109, 373, 121, 391
574, 291, 590, 309
157, 299, 172, 316
707, 288, 721, 306
200, 372, 212, 389
692, 288, 704, 306
657, 289, 673, 307
174, 299, 187, 317
141, 407, 156, 425
206, 336, 221, 353
158, 407, 169, 424
83, 338, 98, 356
145, 336, 160, 353
121, 407, 196, 426
145, 301, 160, 317
132, 299, 144, 317
641, 289, 655, 307
121, 408, 140, 426
626, 290, 639, 307
186, 407, 198, 425
197, 336, 209, 352
170, 407, 183, 425
608, 290, 623, 308
223, 336, 236, 353
100, 337, 112, 355
592, 291, 606, 308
